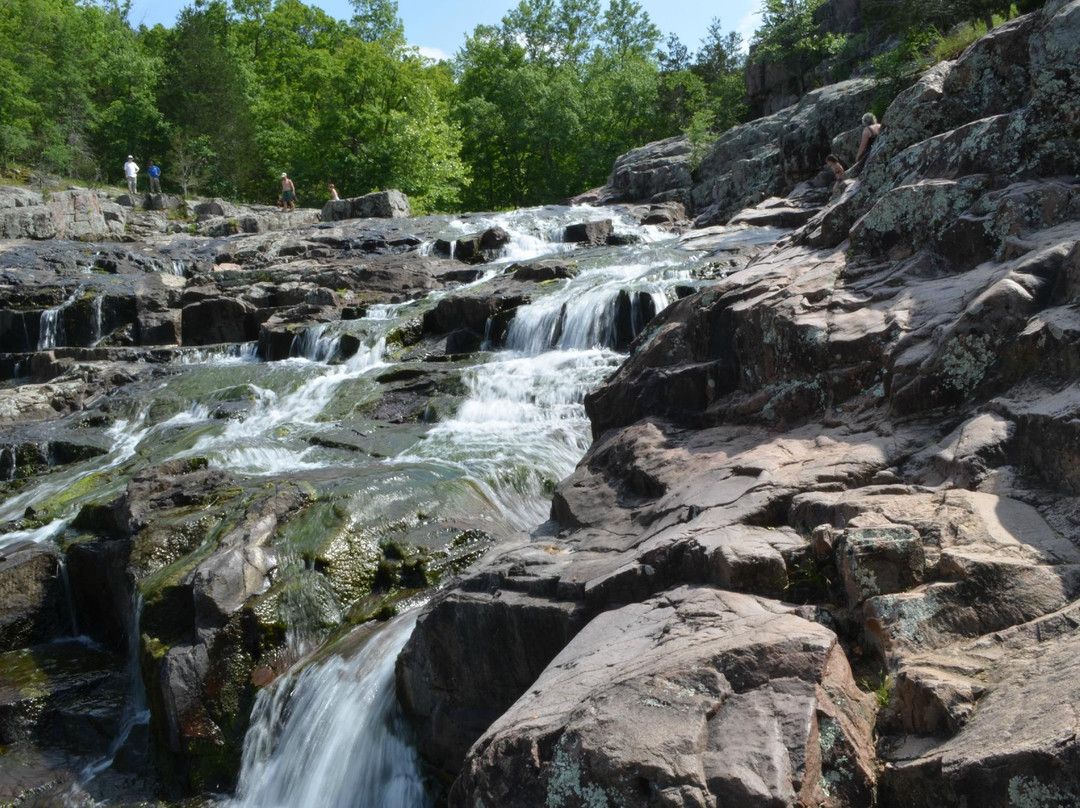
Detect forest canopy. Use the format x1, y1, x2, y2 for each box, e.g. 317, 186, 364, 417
0, 0, 1045, 211
0, 0, 745, 211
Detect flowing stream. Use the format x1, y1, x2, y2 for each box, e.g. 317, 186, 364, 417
227, 614, 428, 808
0, 205, 777, 804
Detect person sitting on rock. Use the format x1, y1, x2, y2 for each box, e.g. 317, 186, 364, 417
826, 154, 846, 183
855, 112, 882, 164
328, 182, 340, 201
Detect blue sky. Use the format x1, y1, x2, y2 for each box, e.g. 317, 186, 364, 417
125, 0, 763, 62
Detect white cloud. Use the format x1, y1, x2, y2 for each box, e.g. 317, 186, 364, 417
736, 10, 762, 47
415, 44, 451, 62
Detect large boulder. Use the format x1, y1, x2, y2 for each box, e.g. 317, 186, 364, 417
0, 542, 64, 651
448, 227, 510, 264
597, 137, 694, 207
0, 188, 115, 240
181, 297, 260, 345
320, 189, 411, 221
135, 273, 186, 346
452, 587, 876, 808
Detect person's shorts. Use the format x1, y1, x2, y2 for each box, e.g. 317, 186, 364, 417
283, 190, 295, 203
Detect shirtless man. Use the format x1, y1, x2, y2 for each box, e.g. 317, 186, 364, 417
281, 173, 297, 211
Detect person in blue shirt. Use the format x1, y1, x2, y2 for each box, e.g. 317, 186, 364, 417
148, 160, 162, 194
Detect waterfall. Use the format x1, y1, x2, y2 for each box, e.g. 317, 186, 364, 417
228, 614, 429, 808
507, 286, 669, 354
38, 291, 79, 349
38, 306, 64, 349
56, 554, 80, 636
393, 231, 685, 529
0, 415, 149, 530
188, 338, 387, 475
0, 517, 71, 553
176, 342, 260, 364
90, 294, 104, 346
81, 592, 150, 781
363, 304, 399, 320
290, 324, 341, 363
399, 348, 618, 529
0, 202, 757, 804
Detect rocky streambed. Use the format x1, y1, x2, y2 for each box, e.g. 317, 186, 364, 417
397, 3, 1080, 807
2, 1, 1080, 806
0, 183, 776, 803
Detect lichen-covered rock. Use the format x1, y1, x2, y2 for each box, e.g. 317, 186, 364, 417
596, 136, 694, 207
837, 526, 924, 606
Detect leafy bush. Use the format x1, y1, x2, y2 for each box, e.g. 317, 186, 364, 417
871, 27, 940, 117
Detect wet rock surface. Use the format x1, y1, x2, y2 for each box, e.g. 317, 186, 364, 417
0, 176, 703, 800
398, 4, 1080, 806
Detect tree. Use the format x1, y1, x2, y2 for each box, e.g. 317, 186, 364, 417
170, 132, 215, 196
599, 0, 660, 60
693, 19, 747, 133
156, 0, 261, 197
657, 32, 690, 72
349, 0, 404, 44
749, 0, 847, 96
0, 0, 164, 179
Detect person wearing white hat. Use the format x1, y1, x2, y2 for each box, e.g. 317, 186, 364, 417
124, 155, 139, 195
281, 172, 296, 211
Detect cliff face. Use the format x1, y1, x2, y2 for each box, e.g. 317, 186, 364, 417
596, 77, 879, 225
398, 2, 1080, 805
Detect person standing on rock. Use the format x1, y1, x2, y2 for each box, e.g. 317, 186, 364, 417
148, 160, 161, 194
281, 173, 297, 211
328, 182, 340, 201
124, 155, 139, 195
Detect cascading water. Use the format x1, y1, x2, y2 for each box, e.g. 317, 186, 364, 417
0, 202, 781, 805
186, 337, 387, 475
81, 592, 150, 781
291, 324, 342, 363
90, 294, 104, 346
0, 415, 150, 549
38, 290, 79, 349
226, 614, 428, 808
175, 342, 260, 364
216, 207, 692, 803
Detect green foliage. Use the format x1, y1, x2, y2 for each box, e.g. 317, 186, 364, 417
750, 0, 848, 95
453, 0, 746, 208
930, 19, 990, 61
871, 27, 939, 117
0, 0, 164, 176
685, 107, 716, 170
0, 0, 747, 210
691, 18, 747, 134
859, 671, 893, 708
864, 0, 1031, 40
